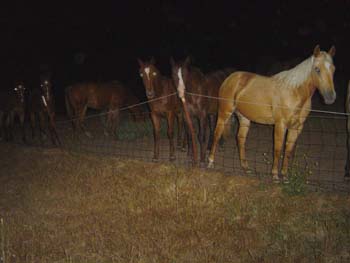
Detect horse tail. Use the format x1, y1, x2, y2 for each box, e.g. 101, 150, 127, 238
65, 86, 73, 119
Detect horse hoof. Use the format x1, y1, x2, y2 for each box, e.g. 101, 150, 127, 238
272, 176, 280, 184
207, 161, 214, 169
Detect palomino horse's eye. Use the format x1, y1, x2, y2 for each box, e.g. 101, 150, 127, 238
314, 67, 321, 74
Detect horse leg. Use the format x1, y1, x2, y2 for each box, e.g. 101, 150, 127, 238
166, 111, 176, 161
79, 105, 91, 138
5, 112, 14, 141
110, 110, 120, 140
345, 117, 350, 180
198, 113, 208, 164
30, 112, 36, 139
207, 114, 215, 151
237, 115, 251, 172
19, 111, 26, 143
208, 109, 233, 168
150, 112, 161, 162
281, 125, 303, 180
176, 112, 184, 150
39, 111, 47, 142
272, 123, 287, 181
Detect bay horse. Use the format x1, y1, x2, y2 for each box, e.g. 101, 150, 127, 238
208, 45, 336, 182
170, 57, 234, 163
0, 81, 26, 142
28, 76, 60, 145
138, 58, 184, 161
65, 80, 143, 138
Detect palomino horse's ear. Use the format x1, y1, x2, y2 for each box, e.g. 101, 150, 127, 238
313, 45, 321, 57
328, 46, 336, 57
150, 57, 156, 64
137, 58, 144, 67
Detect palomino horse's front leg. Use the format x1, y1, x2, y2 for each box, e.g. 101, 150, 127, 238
237, 115, 251, 172
281, 125, 303, 178
272, 123, 287, 181
150, 112, 161, 162
166, 111, 176, 161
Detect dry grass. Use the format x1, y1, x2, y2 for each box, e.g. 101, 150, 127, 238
0, 143, 349, 262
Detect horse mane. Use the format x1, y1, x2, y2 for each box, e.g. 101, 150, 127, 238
272, 56, 314, 89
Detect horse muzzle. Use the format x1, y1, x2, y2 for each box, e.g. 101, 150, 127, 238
146, 91, 155, 99
322, 90, 336, 105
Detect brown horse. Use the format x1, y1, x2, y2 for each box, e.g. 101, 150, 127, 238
28, 76, 60, 145
208, 45, 336, 182
138, 58, 184, 161
65, 80, 143, 138
170, 57, 233, 163
0, 81, 26, 142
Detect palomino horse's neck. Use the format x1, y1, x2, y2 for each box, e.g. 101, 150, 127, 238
272, 56, 317, 98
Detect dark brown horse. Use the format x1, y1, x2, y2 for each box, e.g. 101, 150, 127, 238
138, 58, 184, 161
28, 76, 60, 145
65, 80, 143, 138
170, 57, 234, 163
0, 81, 26, 142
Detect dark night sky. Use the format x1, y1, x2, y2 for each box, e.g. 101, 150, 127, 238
2, 0, 350, 98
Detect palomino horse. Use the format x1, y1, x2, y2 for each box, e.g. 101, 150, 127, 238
208, 45, 336, 181
65, 80, 143, 138
0, 81, 26, 142
170, 57, 234, 163
138, 58, 184, 161
28, 76, 60, 145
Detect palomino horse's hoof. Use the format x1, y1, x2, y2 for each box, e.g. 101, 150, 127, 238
207, 161, 214, 169
272, 176, 281, 184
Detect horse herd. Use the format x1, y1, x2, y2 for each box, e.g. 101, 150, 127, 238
1, 45, 347, 182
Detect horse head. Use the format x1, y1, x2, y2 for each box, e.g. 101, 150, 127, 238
137, 57, 159, 99
170, 56, 192, 102
40, 77, 53, 107
311, 45, 336, 105
13, 81, 26, 104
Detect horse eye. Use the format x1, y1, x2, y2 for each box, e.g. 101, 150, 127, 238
314, 67, 321, 74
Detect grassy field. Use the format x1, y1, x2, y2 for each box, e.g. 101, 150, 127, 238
0, 143, 349, 262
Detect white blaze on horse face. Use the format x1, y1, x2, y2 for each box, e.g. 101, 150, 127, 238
41, 95, 48, 107
177, 68, 186, 102
144, 67, 150, 80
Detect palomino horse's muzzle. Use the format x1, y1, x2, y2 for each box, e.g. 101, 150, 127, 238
322, 90, 336, 105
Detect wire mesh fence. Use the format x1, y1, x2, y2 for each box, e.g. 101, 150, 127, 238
3, 94, 350, 193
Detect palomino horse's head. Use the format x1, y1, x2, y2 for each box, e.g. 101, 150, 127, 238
40, 77, 53, 107
137, 57, 159, 99
14, 81, 26, 104
311, 45, 336, 104
170, 56, 192, 101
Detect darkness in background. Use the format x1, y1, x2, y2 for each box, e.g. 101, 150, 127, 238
1, 0, 350, 112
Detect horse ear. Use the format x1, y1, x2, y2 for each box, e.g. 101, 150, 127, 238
170, 57, 175, 67
313, 45, 321, 57
328, 45, 336, 57
137, 58, 144, 68
184, 56, 191, 65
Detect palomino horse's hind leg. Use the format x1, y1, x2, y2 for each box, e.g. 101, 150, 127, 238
237, 114, 251, 172
166, 112, 176, 161
281, 125, 303, 180
272, 123, 287, 181
208, 110, 232, 168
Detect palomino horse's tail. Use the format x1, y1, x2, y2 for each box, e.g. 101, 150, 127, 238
65, 86, 73, 119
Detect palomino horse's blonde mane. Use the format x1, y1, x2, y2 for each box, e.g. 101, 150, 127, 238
272, 52, 333, 89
